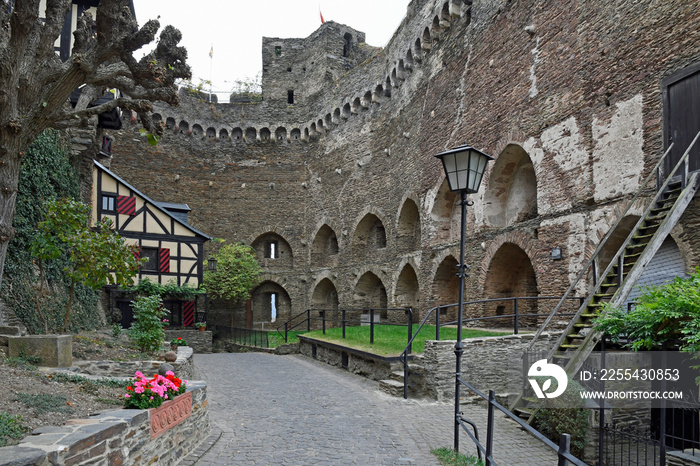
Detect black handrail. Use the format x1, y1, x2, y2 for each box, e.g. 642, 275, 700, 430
457, 380, 587, 465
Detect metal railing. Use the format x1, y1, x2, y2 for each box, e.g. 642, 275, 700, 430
398, 296, 583, 399
457, 379, 587, 465
218, 327, 270, 348
276, 307, 413, 347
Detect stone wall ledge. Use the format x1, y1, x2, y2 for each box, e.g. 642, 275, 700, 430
0, 381, 209, 466
43, 345, 195, 380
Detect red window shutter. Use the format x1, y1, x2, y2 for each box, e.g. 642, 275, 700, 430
158, 248, 170, 273
132, 248, 140, 261
117, 195, 136, 215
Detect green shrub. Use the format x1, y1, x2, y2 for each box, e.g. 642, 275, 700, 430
0, 412, 29, 447
532, 376, 589, 458
14, 393, 72, 415
129, 295, 166, 352
111, 323, 123, 338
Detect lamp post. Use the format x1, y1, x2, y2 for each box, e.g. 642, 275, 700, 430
208, 256, 218, 272
434, 144, 494, 453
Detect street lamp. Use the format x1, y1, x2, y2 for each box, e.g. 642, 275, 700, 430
208, 256, 218, 272
434, 144, 494, 453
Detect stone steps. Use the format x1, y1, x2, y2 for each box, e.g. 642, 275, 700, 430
379, 356, 427, 398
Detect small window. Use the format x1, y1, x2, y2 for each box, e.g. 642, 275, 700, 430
101, 194, 116, 212
287, 90, 294, 104
287, 67, 292, 72
275, 46, 282, 57
266, 241, 278, 259
140, 247, 159, 272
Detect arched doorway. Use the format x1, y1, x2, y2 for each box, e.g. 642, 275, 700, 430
250, 281, 291, 329
484, 243, 538, 328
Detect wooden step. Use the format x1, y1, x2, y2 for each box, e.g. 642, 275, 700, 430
573, 323, 593, 328
561, 344, 581, 349
567, 333, 585, 339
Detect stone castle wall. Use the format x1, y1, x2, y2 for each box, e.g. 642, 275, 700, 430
106, 0, 700, 330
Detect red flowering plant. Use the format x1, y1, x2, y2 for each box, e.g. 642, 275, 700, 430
123, 370, 187, 409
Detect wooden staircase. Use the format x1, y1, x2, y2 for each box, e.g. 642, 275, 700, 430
512, 134, 700, 424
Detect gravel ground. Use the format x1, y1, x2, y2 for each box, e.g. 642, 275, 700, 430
0, 328, 161, 447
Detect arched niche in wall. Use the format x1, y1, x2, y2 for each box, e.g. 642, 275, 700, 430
152, 113, 162, 124
191, 124, 203, 137
291, 128, 301, 140
342, 103, 351, 119
395, 264, 419, 322
244, 127, 257, 142
231, 127, 243, 140
596, 215, 641, 278
353, 271, 388, 317
432, 255, 459, 321
625, 236, 687, 307
275, 127, 287, 142
353, 213, 387, 255
260, 127, 271, 142
484, 242, 538, 327
178, 120, 189, 134
219, 128, 229, 139
251, 232, 293, 268
484, 144, 538, 228
421, 27, 432, 51
206, 127, 217, 138
397, 199, 420, 252
311, 278, 339, 311
165, 117, 176, 130
311, 224, 339, 267
250, 281, 291, 326
430, 179, 458, 243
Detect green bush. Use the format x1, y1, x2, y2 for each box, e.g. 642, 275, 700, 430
0, 412, 29, 447
129, 295, 166, 352
203, 242, 260, 302
532, 376, 589, 458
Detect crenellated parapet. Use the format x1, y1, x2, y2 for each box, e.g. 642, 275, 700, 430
144, 0, 473, 146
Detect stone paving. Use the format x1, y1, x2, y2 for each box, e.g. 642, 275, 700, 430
188, 352, 560, 465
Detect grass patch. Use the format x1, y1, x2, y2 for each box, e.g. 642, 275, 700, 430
0, 412, 30, 447
433, 447, 484, 466
301, 325, 510, 356
4, 355, 41, 370
268, 331, 305, 348
49, 372, 128, 389
14, 393, 73, 415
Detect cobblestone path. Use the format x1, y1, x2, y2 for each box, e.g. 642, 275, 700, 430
188, 352, 559, 465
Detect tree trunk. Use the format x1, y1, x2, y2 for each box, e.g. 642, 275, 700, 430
0, 137, 25, 291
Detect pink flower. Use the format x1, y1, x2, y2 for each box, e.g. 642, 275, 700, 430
124, 394, 131, 398
165, 371, 175, 377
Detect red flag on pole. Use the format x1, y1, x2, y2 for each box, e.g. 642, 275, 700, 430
320, 9, 325, 24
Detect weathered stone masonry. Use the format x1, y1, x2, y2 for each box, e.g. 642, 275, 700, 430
107, 0, 700, 331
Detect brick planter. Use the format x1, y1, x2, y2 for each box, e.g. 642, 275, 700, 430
150, 391, 192, 439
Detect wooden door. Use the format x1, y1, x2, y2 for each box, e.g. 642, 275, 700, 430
663, 63, 700, 174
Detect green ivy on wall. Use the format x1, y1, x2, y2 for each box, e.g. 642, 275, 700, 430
1, 129, 101, 333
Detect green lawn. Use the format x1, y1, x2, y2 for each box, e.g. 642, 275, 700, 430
297, 325, 510, 356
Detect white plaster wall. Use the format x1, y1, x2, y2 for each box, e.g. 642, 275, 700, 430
592, 94, 645, 202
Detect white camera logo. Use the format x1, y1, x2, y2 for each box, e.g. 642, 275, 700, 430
528, 359, 568, 399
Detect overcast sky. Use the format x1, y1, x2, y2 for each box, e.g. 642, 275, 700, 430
133, 1, 411, 99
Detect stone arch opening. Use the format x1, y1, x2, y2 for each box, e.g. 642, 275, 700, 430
373, 84, 383, 103
430, 179, 458, 243
384, 77, 392, 97
219, 128, 229, 139
260, 127, 271, 141
397, 199, 420, 251
304, 127, 310, 140
353, 213, 386, 255
342, 103, 351, 119
231, 127, 243, 140
398, 60, 406, 79
406, 49, 414, 68
191, 124, 203, 137
596, 215, 641, 277
312, 278, 339, 311
484, 144, 538, 227
422, 27, 432, 50
395, 264, 419, 321
414, 38, 423, 60
252, 232, 293, 268
178, 120, 189, 134
316, 119, 324, 133
275, 127, 287, 142
431, 16, 442, 37
484, 243, 538, 327
152, 113, 162, 124
206, 127, 216, 138
324, 113, 333, 128
432, 255, 459, 321
440, 3, 451, 24
165, 117, 176, 130
244, 127, 257, 142
352, 97, 362, 113
391, 68, 398, 87
333, 108, 341, 124
311, 224, 339, 267
291, 128, 301, 140
363, 91, 372, 107
353, 272, 387, 312
250, 281, 291, 327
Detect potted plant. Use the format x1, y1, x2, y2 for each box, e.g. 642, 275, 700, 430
195, 322, 206, 331
170, 336, 187, 351
162, 318, 170, 329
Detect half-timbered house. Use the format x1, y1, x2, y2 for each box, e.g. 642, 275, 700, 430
92, 161, 211, 328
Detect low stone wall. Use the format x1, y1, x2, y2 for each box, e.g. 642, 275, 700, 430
165, 329, 213, 353
57, 346, 195, 380
298, 336, 401, 381
0, 382, 210, 466
423, 332, 561, 402
668, 450, 700, 465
